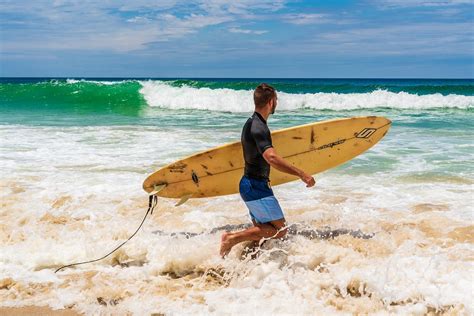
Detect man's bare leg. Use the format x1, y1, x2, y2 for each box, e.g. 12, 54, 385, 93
220, 219, 287, 257
240, 220, 264, 259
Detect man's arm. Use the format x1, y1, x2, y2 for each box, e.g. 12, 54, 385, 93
263, 148, 315, 187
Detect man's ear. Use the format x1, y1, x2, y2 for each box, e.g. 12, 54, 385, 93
267, 99, 274, 108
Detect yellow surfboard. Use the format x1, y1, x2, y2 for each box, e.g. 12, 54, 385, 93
143, 116, 391, 201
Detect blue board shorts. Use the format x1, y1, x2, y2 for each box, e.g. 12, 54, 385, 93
239, 175, 284, 224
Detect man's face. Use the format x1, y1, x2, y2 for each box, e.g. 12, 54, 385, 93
270, 96, 278, 114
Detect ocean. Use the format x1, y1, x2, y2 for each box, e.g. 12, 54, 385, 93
0, 78, 473, 315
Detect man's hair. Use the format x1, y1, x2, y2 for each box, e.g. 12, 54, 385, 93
254, 83, 276, 109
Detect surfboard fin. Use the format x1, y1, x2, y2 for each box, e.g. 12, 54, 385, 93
175, 194, 193, 207
149, 184, 167, 196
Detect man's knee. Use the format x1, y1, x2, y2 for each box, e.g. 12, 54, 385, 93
275, 226, 287, 239
270, 218, 287, 239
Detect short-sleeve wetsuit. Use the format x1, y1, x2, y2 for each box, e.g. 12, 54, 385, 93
239, 111, 284, 224
241, 112, 273, 179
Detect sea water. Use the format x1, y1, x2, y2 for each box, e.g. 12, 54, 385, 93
0, 78, 473, 314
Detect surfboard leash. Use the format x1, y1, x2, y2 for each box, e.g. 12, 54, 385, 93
54, 195, 158, 273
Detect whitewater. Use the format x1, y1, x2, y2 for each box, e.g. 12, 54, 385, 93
139, 80, 473, 111
0, 78, 473, 315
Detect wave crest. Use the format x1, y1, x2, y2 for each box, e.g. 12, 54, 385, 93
139, 81, 473, 112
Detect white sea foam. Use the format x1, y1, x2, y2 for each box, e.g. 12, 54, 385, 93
139, 80, 474, 112
1, 115, 473, 314
65, 79, 130, 85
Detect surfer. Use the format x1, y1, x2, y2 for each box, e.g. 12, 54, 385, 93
220, 83, 316, 257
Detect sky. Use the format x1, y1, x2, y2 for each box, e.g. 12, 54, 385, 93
0, 0, 473, 78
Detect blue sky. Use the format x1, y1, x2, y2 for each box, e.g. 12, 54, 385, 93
0, 0, 473, 78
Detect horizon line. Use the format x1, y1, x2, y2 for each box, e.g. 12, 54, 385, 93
1, 76, 473, 80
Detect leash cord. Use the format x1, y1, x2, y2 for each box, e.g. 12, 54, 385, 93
55, 195, 158, 273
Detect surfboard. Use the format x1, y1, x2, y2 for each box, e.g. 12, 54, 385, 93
143, 116, 391, 202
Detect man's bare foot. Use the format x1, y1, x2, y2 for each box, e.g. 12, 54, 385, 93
220, 232, 234, 258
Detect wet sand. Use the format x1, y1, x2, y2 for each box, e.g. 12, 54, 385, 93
0, 306, 80, 316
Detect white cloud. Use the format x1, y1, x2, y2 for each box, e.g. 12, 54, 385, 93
0, 0, 287, 52
126, 16, 152, 24
296, 22, 474, 56
3, 13, 235, 52
373, 0, 473, 8
228, 27, 268, 35
282, 13, 330, 25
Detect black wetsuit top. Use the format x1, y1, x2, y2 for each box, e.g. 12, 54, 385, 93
241, 112, 273, 179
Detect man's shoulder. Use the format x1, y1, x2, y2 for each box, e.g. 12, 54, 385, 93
242, 116, 253, 130
250, 120, 271, 139
251, 115, 268, 128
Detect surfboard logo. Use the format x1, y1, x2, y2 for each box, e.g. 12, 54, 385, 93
356, 128, 376, 139
316, 139, 345, 150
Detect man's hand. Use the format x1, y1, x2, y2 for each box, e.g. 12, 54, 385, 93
300, 172, 315, 187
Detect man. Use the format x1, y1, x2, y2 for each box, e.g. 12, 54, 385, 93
220, 83, 315, 257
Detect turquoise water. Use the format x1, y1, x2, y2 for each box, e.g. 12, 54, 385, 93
1, 78, 473, 179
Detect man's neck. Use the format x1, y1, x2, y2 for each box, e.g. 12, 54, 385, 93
255, 108, 270, 122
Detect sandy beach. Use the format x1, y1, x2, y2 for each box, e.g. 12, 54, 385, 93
0, 306, 80, 316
